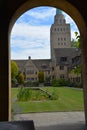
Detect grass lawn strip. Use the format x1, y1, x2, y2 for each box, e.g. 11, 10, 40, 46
11, 87, 84, 113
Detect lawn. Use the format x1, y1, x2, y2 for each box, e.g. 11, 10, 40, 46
11, 87, 84, 114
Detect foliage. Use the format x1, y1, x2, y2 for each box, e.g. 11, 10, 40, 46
17, 87, 51, 101
11, 61, 18, 79
38, 71, 44, 83
71, 32, 81, 48
17, 73, 24, 84
23, 81, 39, 87
68, 81, 82, 88
17, 87, 32, 101
52, 78, 69, 87
45, 76, 51, 82
70, 31, 81, 83
12, 87, 84, 113
11, 78, 18, 84
70, 64, 81, 76
48, 88, 58, 100
75, 32, 81, 48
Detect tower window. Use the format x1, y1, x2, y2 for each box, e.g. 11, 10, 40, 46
54, 28, 56, 31
60, 19, 61, 23
58, 38, 60, 40
64, 38, 66, 41
64, 43, 66, 45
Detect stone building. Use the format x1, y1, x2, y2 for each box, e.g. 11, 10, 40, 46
13, 9, 81, 82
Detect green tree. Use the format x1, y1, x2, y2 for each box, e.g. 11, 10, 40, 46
11, 61, 18, 83
18, 73, 24, 84
71, 32, 82, 84
71, 32, 81, 48
70, 64, 81, 77
38, 71, 44, 83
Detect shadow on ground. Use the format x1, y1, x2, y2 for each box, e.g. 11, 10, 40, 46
36, 123, 87, 130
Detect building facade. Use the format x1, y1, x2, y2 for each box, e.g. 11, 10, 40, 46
13, 9, 81, 82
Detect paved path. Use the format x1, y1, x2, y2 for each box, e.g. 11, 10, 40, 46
13, 111, 85, 127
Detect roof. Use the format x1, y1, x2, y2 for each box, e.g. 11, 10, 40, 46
54, 48, 81, 65
54, 48, 81, 58
13, 59, 51, 71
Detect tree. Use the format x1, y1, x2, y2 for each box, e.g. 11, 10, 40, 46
70, 32, 82, 84
38, 71, 44, 83
18, 73, 24, 84
70, 64, 81, 77
11, 61, 18, 83
71, 32, 81, 48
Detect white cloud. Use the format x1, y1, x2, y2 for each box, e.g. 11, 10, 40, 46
26, 7, 56, 20
11, 22, 50, 59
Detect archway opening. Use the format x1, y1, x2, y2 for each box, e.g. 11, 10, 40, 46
10, 5, 84, 126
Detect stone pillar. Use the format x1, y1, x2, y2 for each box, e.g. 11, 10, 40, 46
81, 30, 87, 125
0, 22, 11, 121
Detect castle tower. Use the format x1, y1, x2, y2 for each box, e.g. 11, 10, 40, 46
50, 9, 71, 61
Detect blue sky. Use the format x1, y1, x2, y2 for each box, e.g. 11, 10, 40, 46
11, 6, 79, 60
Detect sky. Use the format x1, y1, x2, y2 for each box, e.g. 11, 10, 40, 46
11, 6, 79, 60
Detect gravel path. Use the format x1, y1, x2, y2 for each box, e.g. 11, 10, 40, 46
13, 111, 85, 127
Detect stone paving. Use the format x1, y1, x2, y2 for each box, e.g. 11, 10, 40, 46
13, 111, 85, 127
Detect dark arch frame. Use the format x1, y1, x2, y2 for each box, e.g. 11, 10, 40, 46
0, 0, 87, 126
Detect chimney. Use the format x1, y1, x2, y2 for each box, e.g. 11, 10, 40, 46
28, 56, 31, 60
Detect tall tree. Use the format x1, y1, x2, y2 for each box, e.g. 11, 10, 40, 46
71, 32, 81, 81
38, 71, 44, 83
18, 73, 24, 84
11, 61, 18, 79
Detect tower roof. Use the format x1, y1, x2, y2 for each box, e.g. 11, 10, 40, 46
56, 9, 62, 15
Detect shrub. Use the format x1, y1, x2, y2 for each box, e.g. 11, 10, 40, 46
32, 81, 39, 87
52, 78, 70, 87
23, 81, 32, 87
68, 81, 83, 88
24, 81, 39, 87
44, 81, 52, 86
17, 87, 32, 101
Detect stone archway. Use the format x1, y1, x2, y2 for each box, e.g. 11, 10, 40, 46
1, 0, 87, 124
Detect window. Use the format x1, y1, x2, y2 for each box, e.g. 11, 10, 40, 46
52, 67, 54, 71
41, 64, 47, 69
58, 38, 60, 40
64, 38, 66, 41
48, 70, 50, 74
54, 28, 56, 31
60, 65, 64, 70
27, 70, 34, 74
60, 74, 64, 79
64, 42, 66, 45
60, 19, 61, 23
60, 57, 67, 62
35, 72, 37, 74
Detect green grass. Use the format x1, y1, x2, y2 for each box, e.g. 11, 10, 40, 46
11, 87, 84, 113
